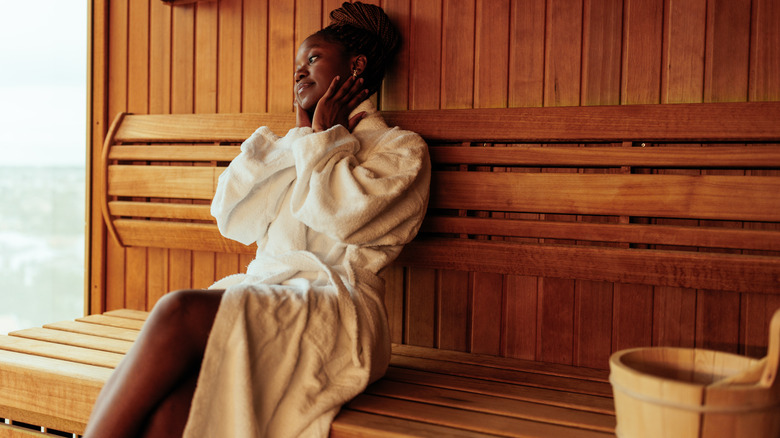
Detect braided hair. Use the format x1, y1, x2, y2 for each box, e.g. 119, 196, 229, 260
314, 2, 401, 96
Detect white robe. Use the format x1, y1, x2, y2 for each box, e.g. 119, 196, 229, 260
182, 101, 430, 437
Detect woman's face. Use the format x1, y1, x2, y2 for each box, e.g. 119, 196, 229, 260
294, 35, 354, 112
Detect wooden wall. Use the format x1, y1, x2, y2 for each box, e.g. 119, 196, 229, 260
88, 0, 780, 369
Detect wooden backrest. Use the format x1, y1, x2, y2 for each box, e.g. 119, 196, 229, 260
101, 102, 780, 296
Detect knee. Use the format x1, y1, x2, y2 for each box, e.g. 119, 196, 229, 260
146, 289, 222, 353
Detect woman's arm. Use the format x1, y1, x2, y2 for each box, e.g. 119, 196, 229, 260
288, 121, 431, 247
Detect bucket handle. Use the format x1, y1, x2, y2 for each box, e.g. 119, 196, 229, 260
761, 308, 780, 392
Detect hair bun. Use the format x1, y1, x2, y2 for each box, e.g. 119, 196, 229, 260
329, 2, 399, 57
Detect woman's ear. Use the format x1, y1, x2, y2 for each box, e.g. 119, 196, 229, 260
351, 54, 367, 76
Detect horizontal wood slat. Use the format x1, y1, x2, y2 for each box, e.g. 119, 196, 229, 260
429, 145, 780, 168
114, 113, 295, 143
430, 172, 780, 222
109, 201, 214, 221
331, 410, 491, 438
107, 165, 225, 199
422, 216, 780, 252
396, 239, 780, 294
113, 219, 256, 254
112, 102, 780, 144
9, 328, 134, 355
109, 144, 241, 162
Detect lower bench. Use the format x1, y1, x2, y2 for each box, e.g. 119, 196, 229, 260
0, 310, 615, 437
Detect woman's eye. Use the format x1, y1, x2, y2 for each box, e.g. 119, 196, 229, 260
308, 55, 318, 64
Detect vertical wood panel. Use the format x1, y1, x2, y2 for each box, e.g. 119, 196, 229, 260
581, 0, 622, 105
405, 268, 436, 347
475, 0, 509, 108
381, 0, 411, 110
750, 0, 780, 101
105, 0, 129, 311
268, 0, 295, 112
538, 278, 575, 364
381, 265, 405, 344
621, 0, 663, 104
574, 280, 612, 369
612, 283, 654, 351
409, 0, 442, 109
544, 0, 582, 107
242, 0, 269, 112
470, 272, 503, 355
661, 0, 706, 103
653, 286, 696, 348
503, 275, 538, 360
438, 270, 469, 352
441, 0, 475, 109
508, 0, 545, 107
704, 0, 750, 102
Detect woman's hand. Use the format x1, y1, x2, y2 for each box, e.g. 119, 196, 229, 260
311, 75, 368, 132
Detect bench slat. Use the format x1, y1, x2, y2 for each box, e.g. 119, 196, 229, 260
429, 145, 780, 167
43, 321, 140, 342
109, 201, 213, 221
365, 379, 615, 433
113, 219, 256, 253
391, 344, 609, 382
107, 165, 223, 200
331, 410, 496, 437
8, 328, 133, 355
76, 314, 145, 331
390, 355, 612, 397
109, 144, 241, 162
431, 172, 780, 222
0, 337, 122, 369
347, 393, 613, 438
398, 239, 780, 294
0, 350, 109, 433
383, 367, 614, 415
422, 216, 780, 252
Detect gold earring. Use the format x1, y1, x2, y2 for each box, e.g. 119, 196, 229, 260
352, 68, 358, 78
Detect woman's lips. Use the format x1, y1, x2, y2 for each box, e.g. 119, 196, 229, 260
297, 82, 312, 95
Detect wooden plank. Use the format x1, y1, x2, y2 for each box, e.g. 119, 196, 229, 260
470, 273, 503, 355
267, 0, 294, 112
346, 394, 612, 438
0, 337, 122, 369
662, 0, 706, 104
581, 0, 622, 105
405, 268, 436, 347
76, 315, 144, 331
621, 0, 663, 104
108, 201, 214, 221
428, 145, 780, 168
104, 309, 149, 320
421, 216, 780, 252
441, 0, 475, 110
429, 172, 780, 222
380, 0, 411, 110
109, 102, 780, 144
0, 350, 110, 433
704, 0, 751, 102
544, 0, 582, 107
474, 0, 509, 108
0, 423, 48, 437
8, 328, 133, 355
538, 278, 575, 365
396, 239, 780, 294
508, 0, 544, 107
107, 165, 223, 199
109, 144, 239, 162
503, 275, 538, 360
218, 0, 242, 113
241, 0, 269, 112
409, 0, 442, 110
364, 380, 614, 433
749, 0, 780, 101
113, 219, 256, 254
383, 366, 613, 415
332, 410, 493, 438
42, 321, 139, 343
437, 270, 469, 352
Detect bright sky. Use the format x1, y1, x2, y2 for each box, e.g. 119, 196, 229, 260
0, 1, 87, 167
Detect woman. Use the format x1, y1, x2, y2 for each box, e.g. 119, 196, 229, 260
84, 2, 430, 437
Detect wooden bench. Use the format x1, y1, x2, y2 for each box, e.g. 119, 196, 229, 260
2, 101, 780, 436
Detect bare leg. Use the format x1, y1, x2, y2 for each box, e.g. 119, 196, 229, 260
83, 289, 224, 438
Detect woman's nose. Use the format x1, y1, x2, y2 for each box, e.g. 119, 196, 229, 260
294, 66, 307, 82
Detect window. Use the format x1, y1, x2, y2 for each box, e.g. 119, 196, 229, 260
0, 1, 87, 334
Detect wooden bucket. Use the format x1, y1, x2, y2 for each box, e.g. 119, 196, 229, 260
609, 309, 780, 438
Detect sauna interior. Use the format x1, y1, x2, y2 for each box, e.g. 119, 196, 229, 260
87, 0, 780, 372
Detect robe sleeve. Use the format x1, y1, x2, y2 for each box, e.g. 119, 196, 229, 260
288, 123, 430, 247
211, 126, 311, 245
